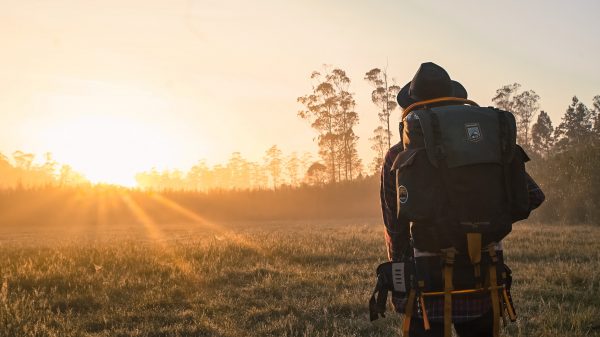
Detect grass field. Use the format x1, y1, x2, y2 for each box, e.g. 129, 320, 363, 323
0, 221, 599, 337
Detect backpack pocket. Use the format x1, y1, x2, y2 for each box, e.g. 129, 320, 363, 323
392, 148, 443, 222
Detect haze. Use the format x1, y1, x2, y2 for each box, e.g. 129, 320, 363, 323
1, 0, 599, 185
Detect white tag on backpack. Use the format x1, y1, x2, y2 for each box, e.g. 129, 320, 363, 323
391, 263, 406, 292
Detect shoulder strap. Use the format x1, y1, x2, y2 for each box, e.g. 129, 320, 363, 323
402, 97, 480, 120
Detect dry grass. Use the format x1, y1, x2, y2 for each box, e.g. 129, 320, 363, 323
0, 222, 598, 337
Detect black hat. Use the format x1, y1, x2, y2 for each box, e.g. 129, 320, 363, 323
397, 62, 467, 109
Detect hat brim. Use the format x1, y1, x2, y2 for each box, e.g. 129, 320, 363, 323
397, 80, 467, 109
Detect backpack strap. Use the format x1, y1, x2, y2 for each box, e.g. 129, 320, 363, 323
500, 263, 517, 322
402, 97, 480, 120
419, 294, 431, 331
487, 244, 501, 337
402, 289, 417, 336
368, 270, 388, 321
466, 232, 483, 288
429, 112, 456, 246
442, 249, 456, 337
496, 109, 513, 214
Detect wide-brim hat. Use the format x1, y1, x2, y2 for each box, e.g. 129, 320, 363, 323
397, 62, 467, 109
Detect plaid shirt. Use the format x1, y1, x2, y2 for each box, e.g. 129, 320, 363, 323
380, 141, 545, 322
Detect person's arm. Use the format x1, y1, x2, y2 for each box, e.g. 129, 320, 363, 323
380, 144, 412, 261
526, 172, 545, 211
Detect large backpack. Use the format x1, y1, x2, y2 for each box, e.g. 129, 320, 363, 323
391, 97, 527, 337
392, 97, 530, 252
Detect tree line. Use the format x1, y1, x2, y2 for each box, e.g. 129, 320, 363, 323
2, 65, 600, 226
491, 84, 600, 223
1, 65, 401, 190
135, 146, 321, 191
0, 151, 87, 189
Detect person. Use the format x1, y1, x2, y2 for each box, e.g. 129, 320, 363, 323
380, 62, 545, 337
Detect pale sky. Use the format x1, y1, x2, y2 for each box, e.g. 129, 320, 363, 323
1, 0, 599, 184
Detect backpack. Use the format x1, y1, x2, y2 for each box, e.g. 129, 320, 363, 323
390, 97, 526, 337
392, 97, 530, 251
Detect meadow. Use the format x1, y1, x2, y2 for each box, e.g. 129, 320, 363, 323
0, 219, 598, 337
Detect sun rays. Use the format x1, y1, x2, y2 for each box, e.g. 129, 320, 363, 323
116, 190, 268, 279
0, 185, 268, 275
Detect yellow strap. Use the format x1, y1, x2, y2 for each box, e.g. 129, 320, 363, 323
422, 285, 503, 297
419, 295, 431, 330
467, 233, 483, 288
402, 289, 417, 336
474, 263, 482, 288
488, 247, 501, 337
466, 233, 482, 264
503, 288, 517, 321
443, 251, 455, 337
402, 97, 480, 119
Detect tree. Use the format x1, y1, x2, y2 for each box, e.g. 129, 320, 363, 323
304, 162, 328, 186
286, 152, 300, 187
555, 96, 595, 151
512, 89, 540, 147
492, 83, 521, 112
12, 151, 34, 170
369, 126, 388, 174
592, 95, 600, 143
227, 152, 250, 189
364, 68, 401, 150
492, 83, 540, 148
264, 145, 283, 189
58, 164, 87, 186
330, 69, 360, 181
298, 66, 360, 183
531, 111, 554, 157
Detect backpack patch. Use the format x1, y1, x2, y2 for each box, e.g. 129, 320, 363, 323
398, 185, 408, 204
465, 122, 482, 142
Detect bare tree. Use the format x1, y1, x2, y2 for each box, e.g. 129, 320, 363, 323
364, 68, 401, 149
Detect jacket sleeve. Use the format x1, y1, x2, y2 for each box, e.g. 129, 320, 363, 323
380, 143, 412, 261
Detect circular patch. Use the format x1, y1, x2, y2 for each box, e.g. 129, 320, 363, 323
398, 185, 408, 204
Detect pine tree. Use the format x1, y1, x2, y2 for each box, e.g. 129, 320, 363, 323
554, 96, 594, 151
264, 145, 283, 189
531, 110, 554, 157
592, 95, 600, 144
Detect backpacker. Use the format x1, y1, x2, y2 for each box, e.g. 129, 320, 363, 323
391, 97, 528, 337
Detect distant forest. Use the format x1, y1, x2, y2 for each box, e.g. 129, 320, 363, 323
1, 66, 599, 224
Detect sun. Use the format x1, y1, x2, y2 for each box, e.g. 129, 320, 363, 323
38, 87, 182, 187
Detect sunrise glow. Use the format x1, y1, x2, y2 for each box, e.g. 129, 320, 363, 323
36, 87, 185, 186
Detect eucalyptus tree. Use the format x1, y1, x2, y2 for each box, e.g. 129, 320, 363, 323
364, 68, 401, 150
298, 67, 360, 183
492, 83, 540, 148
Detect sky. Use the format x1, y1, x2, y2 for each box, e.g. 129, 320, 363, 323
1, 0, 599, 185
